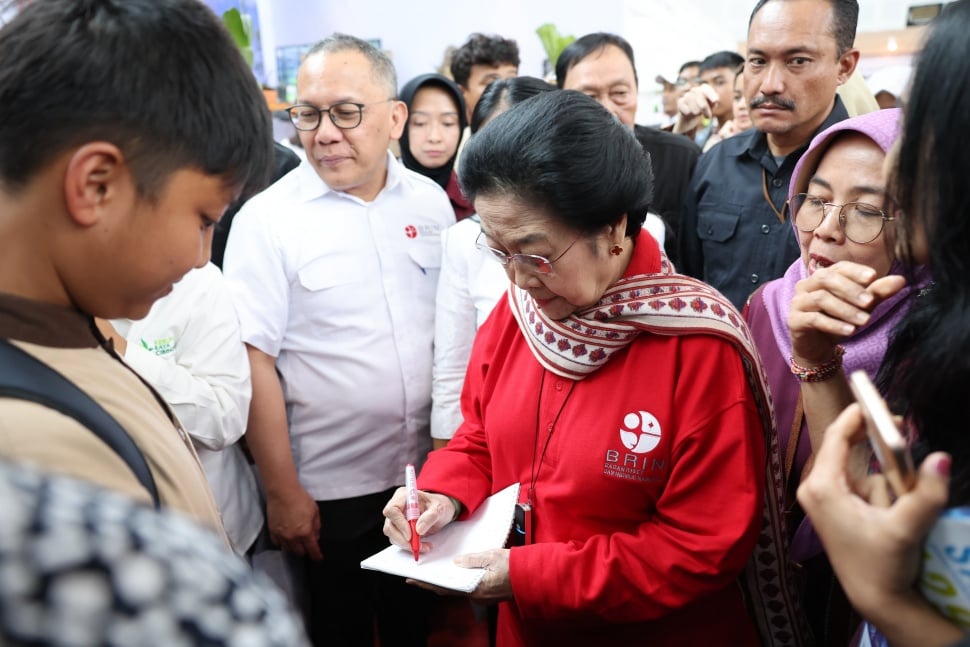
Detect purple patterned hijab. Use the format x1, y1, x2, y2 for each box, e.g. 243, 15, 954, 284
760, 108, 928, 379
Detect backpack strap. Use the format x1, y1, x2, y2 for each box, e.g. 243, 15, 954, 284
0, 338, 160, 508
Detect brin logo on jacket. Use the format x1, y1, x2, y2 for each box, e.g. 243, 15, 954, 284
603, 410, 667, 483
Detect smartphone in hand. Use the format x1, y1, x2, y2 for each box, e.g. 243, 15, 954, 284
848, 370, 916, 496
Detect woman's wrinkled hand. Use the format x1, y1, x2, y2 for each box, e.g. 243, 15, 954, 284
405, 548, 514, 603
382, 487, 458, 555
788, 260, 905, 365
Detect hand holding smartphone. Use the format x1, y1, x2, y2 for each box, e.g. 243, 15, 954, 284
848, 370, 916, 497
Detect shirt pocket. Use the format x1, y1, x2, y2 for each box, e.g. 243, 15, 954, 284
407, 243, 442, 277
696, 204, 743, 286
297, 253, 361, 292
406, 243, 443, 303
696, 206, 742, 243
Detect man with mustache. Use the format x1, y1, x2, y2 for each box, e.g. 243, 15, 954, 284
679, 0, 859, 309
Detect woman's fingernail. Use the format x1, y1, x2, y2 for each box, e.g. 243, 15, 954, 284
936, 455, 952, 477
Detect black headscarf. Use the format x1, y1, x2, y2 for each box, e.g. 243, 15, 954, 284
399, 73, 467, 190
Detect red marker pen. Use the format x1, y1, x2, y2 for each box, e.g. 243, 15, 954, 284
405, 463, 420, 562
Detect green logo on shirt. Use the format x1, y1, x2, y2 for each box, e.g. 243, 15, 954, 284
140, 336, 175, 356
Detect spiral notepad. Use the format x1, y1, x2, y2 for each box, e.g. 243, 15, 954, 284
360, 482, 519, 592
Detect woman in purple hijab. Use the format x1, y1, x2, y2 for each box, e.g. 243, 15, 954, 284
744, 107, 929, 644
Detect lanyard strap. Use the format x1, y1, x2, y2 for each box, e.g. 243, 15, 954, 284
529, 370, 574, 504
761, 167, 787, 223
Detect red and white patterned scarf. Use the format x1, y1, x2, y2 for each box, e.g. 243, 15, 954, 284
509, 251, 812, 647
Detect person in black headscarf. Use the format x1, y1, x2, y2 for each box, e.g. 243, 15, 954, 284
400, 73, 473, 220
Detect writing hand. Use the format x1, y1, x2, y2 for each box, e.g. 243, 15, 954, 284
382, 487, 457, 555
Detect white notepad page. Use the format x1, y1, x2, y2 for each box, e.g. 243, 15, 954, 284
360, 482, 520, 592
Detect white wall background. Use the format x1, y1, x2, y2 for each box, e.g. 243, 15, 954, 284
258, 0, 940, 123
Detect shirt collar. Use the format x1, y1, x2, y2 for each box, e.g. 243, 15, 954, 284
0, 292, 100, 348
295, 150, 399, 205
741, 95, 851, 168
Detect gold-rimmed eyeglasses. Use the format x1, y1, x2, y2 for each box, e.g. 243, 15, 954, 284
474, 231, 582, 275
788, 193, 895, 244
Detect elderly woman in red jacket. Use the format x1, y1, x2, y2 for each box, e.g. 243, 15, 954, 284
383, 90, 795, 646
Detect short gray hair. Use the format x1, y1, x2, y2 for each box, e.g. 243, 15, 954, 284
305, 33, 398, 98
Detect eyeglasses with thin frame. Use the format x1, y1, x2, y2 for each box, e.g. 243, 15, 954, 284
287, 99, 393, 131
788, 193, 895, 244
474, 231, 582, 275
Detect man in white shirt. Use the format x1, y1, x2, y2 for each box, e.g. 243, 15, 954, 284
99, 263, 263, 556
224, 33, 453, 646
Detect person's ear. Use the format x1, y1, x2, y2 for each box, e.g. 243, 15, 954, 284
610, 214, 630, 243
388, 99, 408, 141
835, 48, 860, 86
63, 143, 130, 227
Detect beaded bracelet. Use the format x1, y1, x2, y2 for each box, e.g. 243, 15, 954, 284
790, 345, 845, 383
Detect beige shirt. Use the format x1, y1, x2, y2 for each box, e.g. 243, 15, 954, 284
0, 294, 226, 539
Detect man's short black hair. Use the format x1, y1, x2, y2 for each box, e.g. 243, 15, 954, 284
679, 60, 701, 75
555, 32, 638, 89
0, 0, 273, 201
450, 33, 520, 88
749, 0, 859, 55
699, 51, 745, 74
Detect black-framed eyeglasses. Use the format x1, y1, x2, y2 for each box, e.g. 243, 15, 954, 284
286, 99, 393, 131
474, 231, 582, 276
788, 193, 895, 244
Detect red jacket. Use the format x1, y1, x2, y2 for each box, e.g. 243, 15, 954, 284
419, 245, 765, 646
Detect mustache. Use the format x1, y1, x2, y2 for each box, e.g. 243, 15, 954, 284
750, 95, 796, 110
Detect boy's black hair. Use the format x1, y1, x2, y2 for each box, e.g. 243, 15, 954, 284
450, 33, 520, 88
699, 51, 745, 74
679, 60, 701, 75
0, 0, 273, 201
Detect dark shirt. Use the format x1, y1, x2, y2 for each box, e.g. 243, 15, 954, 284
678, 97, 850, 309
633, 124, 701, 265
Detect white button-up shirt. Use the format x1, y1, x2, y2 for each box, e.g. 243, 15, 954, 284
431, 217, 508, 440
113, 263, 263, 554
224, 154, 454, 501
